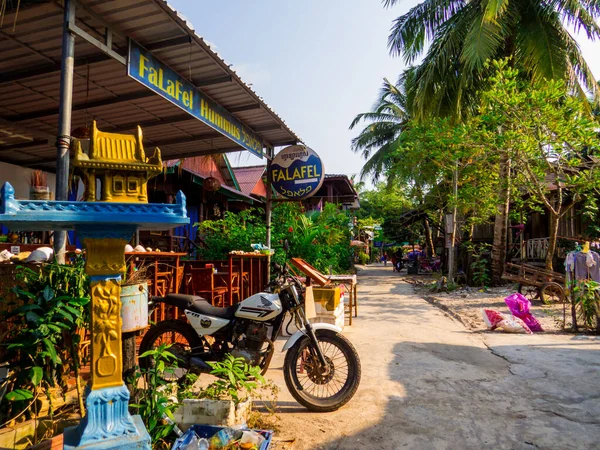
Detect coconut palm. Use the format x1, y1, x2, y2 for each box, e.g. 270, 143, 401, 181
384, 0, 600, 120
349, 71, 415, 182
350, 70, 445, 255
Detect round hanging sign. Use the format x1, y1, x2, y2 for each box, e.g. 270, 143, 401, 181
270, 145, 324, 199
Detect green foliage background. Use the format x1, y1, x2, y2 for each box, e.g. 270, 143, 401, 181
197, 202, 353, 274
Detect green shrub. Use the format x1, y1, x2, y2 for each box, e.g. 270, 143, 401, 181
358, 252, 369, 265
196, 203, 353, 274
0, 257, 90, 424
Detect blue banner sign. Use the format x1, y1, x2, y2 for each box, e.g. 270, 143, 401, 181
127, 39, 264, 158
270, 145, 324, 199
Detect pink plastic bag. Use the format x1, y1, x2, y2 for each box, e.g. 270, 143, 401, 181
481, 308, 506, 328
504, 293, 544, 332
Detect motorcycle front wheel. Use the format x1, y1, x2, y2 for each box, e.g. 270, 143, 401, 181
283, 329, 361, 412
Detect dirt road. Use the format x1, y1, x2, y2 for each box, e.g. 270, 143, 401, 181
267, 265, 600, 449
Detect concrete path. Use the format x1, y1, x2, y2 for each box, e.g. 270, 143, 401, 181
267, 265, 600, 450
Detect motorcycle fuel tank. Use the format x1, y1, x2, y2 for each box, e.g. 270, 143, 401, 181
186, 310, 229, 336
235, 292, 282, 321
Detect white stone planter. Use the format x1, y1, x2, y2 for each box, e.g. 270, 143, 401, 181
173, 398, 252, 430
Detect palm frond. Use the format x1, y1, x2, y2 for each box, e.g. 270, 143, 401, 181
349, 112, 404, 129
515, 2, 569, 82
387, 0, 467, 62
410, 4, 478, 120
560, 27, 600, 102
549, 0, 600, 38
461, 5, 506, 72
482, 0, 511, 22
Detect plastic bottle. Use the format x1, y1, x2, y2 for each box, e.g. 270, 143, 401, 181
240, 430, 265, 448
161, 412, 183, 437
171, 431, 209, 450
208, 427, 243, 449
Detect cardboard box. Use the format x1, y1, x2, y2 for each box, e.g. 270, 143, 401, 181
313, 287, 341, 311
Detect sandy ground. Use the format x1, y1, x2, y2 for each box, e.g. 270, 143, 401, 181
264, 264, 600, 450
410, 280, 565, 332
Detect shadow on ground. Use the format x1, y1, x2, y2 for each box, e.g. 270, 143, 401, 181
319, 275, 600, 450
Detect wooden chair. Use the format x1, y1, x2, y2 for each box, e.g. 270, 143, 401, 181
207, 263, 241, 306
230, 264, 248, 301
190, 267, 228, 306
171, 265, 185, 294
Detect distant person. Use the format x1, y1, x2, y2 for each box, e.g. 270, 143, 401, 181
394, 248, 404, 272
381, 252, 388, 266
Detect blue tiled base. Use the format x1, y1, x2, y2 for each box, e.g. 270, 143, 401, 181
63, 384, 149, 450
64, 415, 150, 450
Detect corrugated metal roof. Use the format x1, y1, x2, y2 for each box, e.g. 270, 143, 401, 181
165, 154, 238, 188
0, 0, 302, 171
164, 157, 256, 203
320, 174, 358, 200
232, 165, 266, 197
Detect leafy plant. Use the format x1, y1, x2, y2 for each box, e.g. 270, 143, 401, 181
129, 343, 179, 449
571, 280, 600, 332
464, 242, 491, 288
200, 354, 265, 405
0, 257, 90, 424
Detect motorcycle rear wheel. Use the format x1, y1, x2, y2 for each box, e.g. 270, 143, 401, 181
283, 329, 361, 412
138, 320, 204, 384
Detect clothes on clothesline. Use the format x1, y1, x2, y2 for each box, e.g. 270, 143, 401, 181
564, 250, 600, 283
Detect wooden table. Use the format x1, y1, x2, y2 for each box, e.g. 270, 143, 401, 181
328, 274, 358, 325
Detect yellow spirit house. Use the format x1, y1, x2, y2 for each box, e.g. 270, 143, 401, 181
73, 121, 162, 203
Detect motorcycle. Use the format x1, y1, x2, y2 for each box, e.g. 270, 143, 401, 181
138, 247, 361, 412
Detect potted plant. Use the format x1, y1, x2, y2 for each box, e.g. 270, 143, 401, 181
28, 170, 50, 201
174, 355, 265, 430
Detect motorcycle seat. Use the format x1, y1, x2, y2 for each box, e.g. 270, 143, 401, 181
158, 294, 238, 319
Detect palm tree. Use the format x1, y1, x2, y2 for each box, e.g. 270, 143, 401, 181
350, 72, 441, 254
384, 0, 600, 283
384, 0, 600, 120
349, 73, 413, 183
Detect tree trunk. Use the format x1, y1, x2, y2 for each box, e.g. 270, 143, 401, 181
545, 212, 560, 271
491, 155, 511, 285
423, 217, 435, 257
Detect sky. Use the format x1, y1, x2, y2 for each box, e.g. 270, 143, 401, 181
168, 0, 600, 184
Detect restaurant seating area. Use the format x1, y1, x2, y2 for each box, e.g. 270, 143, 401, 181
125, 251, 269, 322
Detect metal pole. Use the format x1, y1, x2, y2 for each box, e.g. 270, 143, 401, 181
265, 157, 272, 280
54, 0, 76, 264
